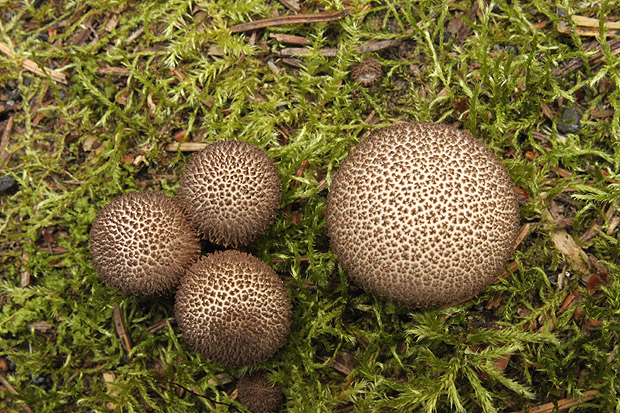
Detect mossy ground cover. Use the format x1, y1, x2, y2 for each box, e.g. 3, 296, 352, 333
0, 0, 619, 411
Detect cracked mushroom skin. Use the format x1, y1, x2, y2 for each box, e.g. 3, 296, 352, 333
177, 140, 281, 248
326, 122, 520, 307
89, 191, 201, 296
174, 250, 292, 368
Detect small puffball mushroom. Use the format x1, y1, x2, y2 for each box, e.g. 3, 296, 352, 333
89, 191, 201, 296
174, 250, 292, 367
326, 122, 520, 307
177, 140, 281, 248
237, 371, 283, 413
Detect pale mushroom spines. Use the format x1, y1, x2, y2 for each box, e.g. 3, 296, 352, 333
89, 191, 201, 296
326, 122, 521, 307
174, 250, 292, 368
177, 140, 282, 248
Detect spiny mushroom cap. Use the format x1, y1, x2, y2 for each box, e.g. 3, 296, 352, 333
326, 122, 520, 307
174, 250, 292, 368
89, 191, 201, 296
177, 140, 281, 248
237, 371, 283, 413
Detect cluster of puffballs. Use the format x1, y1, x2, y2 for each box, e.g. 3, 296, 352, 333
89, 122, 521, 410
89, 140, 289, 412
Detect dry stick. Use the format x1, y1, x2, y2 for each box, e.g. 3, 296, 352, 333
356, 39, 399, 54
269, 33, 312, 45
165, 142, 208, 152
557, 15, 620, 37
554, 37, 620, 75
0, 374, 34, 413
510, 390, 599, 413
0, 114, 13, 164
230, 9, 350, 33
0, 42, 67, 85
279, 39, 399, 57
113, 303, 132, 353
279, 47, 338, 57
155, 378, 238, 410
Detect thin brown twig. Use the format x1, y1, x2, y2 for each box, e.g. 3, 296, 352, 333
165, 142, 208, 152
269, 33, 312, 45
356, 39, 399, 54
0, 374, 34, 413
279, 47, 339, 57
553, 38, 620, 75
0, 42, 67, 84
1, 114, 13, 164
557, 15, 620, 37
279, 39, 399, 57
510, 390, 599, 413
230, 9, 349, 33
113, 303, 132, 353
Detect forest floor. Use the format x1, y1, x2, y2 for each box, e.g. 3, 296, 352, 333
0, 0, 619, 412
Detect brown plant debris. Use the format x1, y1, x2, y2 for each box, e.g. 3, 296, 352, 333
230, 9, 350, 33
0, 42, 67, 84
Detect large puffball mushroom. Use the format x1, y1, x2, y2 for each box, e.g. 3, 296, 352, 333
174, 250, 292, 368
177, 140, 281, 248
89, 191, 201, 296
326, 122, 520, 307
236, 371, 283, 413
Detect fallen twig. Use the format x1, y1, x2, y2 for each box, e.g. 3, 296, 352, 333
0, 42, 67, 84
165, 142, 208, 152
356, 39, 399, 54
510, 390, 599, 413
0, 114, 13, 164
0, 374, 34, 413
279, 47, 339, 57
269, 33, 312, 45
279, 39, 399, 57
230, 9, 349, 33
113, 303, 132, 353
557, 15, 620, 37
553, 38, 620, 75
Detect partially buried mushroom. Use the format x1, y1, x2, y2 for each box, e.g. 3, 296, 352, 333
89, 191, 201, 296
175, 250, 292, 368
326, 122, 520, 307
177, 140, 281, 248
237, 371, 283, 413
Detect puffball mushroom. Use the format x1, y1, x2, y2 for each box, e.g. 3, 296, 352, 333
326, 122, 520, 307
237, 371, 283, 413
174, 250, 292, 368
89, 191, 201, 296
177, 140, 281, 248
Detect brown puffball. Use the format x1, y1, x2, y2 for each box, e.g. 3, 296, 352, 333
89, 191, 201, 296
326, 122, 520, 307
237, 371, 283, 413
350, 56, 381, 86
174, 250, 292, 368
177, 140, 281, 248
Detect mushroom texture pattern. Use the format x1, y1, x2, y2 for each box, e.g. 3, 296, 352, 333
89, 191, 201, 296
326, 122, 521, 307
237, 371, 283, 413
175, 250, 292, 368
177, 140, 281, 248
